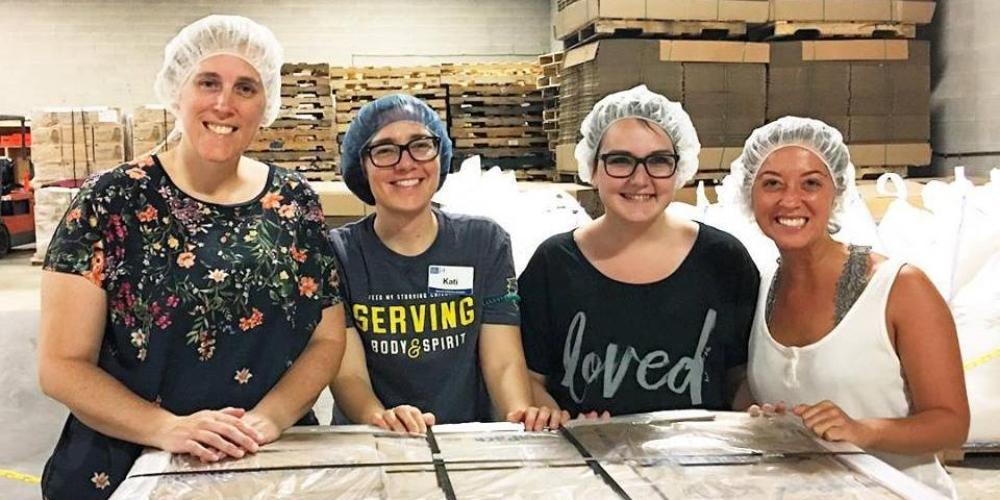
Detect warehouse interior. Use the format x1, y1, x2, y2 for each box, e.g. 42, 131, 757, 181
0, 0, 998, 498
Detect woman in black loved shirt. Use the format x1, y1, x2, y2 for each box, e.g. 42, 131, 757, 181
519, 85, 760, 418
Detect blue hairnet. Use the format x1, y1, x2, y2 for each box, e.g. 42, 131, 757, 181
340, 94, 453, 205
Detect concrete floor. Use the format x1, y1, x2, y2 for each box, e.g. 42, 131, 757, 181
1, 248, 997, 499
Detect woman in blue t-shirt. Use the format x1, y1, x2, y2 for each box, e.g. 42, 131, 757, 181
519, 85, 760, 418
328, 94, 564, 432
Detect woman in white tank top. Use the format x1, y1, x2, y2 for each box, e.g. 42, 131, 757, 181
728, 117, 969, 498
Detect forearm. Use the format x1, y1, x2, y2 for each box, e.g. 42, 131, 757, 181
253, 335, 344, 430
330, 373, 386, 424
484, 361, 533, 416
40, 358, 174, 447
862, 409, 969, 454
529, 376, 560, 409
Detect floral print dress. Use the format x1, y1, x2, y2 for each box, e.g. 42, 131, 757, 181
40, 155, 341, 499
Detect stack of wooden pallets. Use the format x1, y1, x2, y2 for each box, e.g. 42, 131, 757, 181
246, 63, 338, 180
330, 65, 447, 165
442, 62, 550, 178
538, 52, 564, 162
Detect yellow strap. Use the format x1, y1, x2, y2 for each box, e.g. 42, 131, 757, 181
964, 346, 1000, 371
0, 469, 41, 484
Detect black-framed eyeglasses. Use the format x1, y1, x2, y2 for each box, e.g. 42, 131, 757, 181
598, 152, 679, 179
363, 136, 441, 168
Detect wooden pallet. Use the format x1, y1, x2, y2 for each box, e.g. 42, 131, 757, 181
448, 105, 544, 118
249, 129, 335, 153
336, 88, 447, 100
450, 96, 543, 107
283, 167, 340, 182
454, 147, 551, 157
450, 126, 545, 139
281, 85, 331, 99
536, 74, 561, 88
752, 21, 917, 41
453, 153, 553, 170
453, 137, 550, 148
335, 98, 447, 113
449, 84, 539, 97
249, 150, 338, 163
331, 78, 443, 91
451, 117, 543, 129
330, 66, 440, 80
270, 117, 333, 128
539, 51, 564, 69
282, 63, 329, 77
513, 168, 560, 181
562, 19, 748, 49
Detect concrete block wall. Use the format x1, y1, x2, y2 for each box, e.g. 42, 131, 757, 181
0, 0, 553, 117
930, 0, 1000, 177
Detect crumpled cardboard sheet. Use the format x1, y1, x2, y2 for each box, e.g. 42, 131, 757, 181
111, 413, 942, 499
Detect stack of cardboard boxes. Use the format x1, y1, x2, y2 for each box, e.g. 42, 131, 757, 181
128, 105, 176, 159
30, 107, 125, 188
552, 0, 937, 182
29, 107, 126, 264
769, 39, 932, 170
555, 22, 770, 178
554, 0, 770, 40
769, 0, 936, 23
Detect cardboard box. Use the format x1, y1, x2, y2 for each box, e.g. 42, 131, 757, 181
770, 0, 825, 21
854, 178, 926, 220
312, 181, 368, 217
646, 0, 718, 21
30, 107, 121, 128
561, 40, 766, 150
698, 147, 742, 171
660, 40, 770, 63
768, 40, 929, 143
824, 0, 892, 22
848, 143, 931, 166
554, 0, 644, 39
718, 0, 770, 22
32, 123, 123, 145
556, 143, 578, 174
892, 0, 936, 23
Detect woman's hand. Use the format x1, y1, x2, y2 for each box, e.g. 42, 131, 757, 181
747, 401, 787, 417
575, 410, 611, 422
370, 405, 435, 434
793, 400, 874, 447
153, 407, 262, 462
507, 406, 570, 431
240, 410, 282, 446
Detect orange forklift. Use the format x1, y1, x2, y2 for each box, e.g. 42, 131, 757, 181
0, 114, 34, 258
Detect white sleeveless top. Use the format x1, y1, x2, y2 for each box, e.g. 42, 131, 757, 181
748, 259, 957, 499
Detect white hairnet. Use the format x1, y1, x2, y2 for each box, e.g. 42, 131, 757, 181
574, 85, 701, 187
154, 15, 284, 130
729, 116, 856, 233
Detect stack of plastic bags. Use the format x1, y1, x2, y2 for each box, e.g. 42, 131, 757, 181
876, 167, 999, 442
433, 156, 591, 275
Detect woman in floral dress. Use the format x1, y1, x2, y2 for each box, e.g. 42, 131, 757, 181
37, 16, 346, 499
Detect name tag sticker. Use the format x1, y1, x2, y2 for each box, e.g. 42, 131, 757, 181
428, 265, 474, 296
